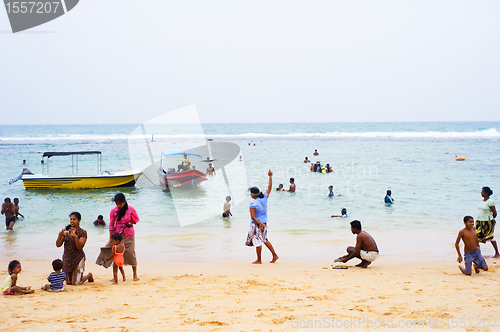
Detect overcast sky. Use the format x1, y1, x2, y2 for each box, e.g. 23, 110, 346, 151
1, 1, 499, 124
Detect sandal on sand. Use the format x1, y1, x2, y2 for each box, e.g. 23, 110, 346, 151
332, 265, 348, 269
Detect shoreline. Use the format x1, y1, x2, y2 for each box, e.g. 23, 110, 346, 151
1, 259, 499, 331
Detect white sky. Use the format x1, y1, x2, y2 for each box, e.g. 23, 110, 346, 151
1, 0, 499, 124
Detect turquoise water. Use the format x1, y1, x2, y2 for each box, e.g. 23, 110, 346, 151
1, 122, 499, 263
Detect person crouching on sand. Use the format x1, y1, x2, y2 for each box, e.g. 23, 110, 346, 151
455, 216, 488, 276
334, 220, 379, 268
245, 170, 279, 264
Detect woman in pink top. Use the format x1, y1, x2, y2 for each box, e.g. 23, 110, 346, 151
96, 192, 140, 281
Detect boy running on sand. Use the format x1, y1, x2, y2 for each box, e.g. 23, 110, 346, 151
455, 216, 488, 275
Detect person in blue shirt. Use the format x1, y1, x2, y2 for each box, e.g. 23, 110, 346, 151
328, 185, 341, 197
245, 170, 279, 264
384, 190, 394, 204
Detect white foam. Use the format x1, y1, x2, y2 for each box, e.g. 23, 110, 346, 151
1, 128, 499, 141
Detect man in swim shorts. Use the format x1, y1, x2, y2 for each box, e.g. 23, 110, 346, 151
334, 220, 379, 268
2, 198, 16, 230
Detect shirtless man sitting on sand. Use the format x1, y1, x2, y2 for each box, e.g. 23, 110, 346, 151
335, 220, 379, 268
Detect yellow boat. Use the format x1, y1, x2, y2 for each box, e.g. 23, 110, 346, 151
21, 151, 142, 190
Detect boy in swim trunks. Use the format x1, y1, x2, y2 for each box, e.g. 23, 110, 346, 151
223, 196, 232, 218
455, 216, 488, 276
13, 198, 24, 220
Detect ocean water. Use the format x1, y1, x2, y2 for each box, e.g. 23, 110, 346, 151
0, 122, 499, 264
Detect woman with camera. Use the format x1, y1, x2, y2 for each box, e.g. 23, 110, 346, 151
56, 212, 94, 285
96, 192, 140, 281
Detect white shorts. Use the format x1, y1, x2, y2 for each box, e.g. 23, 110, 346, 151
360, 250, 379, 262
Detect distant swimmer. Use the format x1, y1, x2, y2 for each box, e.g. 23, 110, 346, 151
313, 149, 319, 156
334, 220, 379, 268
331, 207, 348, 218
285, 178, 295, 192
304, 157, 309, 163
206, 163, 216, 175
239, 156, 243, 162
328, 185, 341, 197
384, 190, 394, 204
313, 161, 321, 172
223, 196, 232, 218
276, 184, 284, 192
22, 160, 26, 165
94, 215, 106, 227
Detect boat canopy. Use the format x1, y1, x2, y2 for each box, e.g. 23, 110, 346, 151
42, 151, 102, 159
161, 149, 201, 157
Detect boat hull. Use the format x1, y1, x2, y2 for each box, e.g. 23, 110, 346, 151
158, 169, 207, 189
22, 169, 142, 190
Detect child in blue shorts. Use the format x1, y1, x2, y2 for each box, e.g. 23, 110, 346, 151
455, 216, 488, 275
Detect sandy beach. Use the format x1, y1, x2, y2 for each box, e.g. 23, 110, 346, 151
1, 259, 499, 331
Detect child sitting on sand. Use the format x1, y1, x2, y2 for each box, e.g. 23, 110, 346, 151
105, 233, 126, 284
3, 260, 34, 295
42, 259, 66, 292
455, 216, 488, 276
223, 196, 233, 218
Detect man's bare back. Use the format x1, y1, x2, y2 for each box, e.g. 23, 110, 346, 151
357, 231, 378, 253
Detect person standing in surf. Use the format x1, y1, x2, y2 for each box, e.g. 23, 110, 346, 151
245, 170, 279, 264
476, 187, 499, 259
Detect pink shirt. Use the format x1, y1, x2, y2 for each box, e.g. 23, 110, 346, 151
109, 205, 139, 238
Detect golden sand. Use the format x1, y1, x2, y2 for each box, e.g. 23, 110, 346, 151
1, 259, 499, 331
